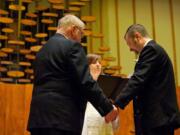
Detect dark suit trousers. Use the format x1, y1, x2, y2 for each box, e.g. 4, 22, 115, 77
143, 126, 174, 135
30, 128, 81, 135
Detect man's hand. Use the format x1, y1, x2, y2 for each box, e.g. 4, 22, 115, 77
105, 105, 118, 123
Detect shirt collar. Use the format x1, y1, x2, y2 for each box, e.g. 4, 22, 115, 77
144, 38, 152, 47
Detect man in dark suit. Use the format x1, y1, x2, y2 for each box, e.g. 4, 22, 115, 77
115, 24, 180, 135
27, 15, 118, 135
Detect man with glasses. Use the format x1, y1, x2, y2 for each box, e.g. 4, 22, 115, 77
27, 14, 118, 135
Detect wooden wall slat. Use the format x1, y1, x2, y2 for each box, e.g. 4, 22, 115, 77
0, 83, 6, 135
175, 86, 180, 135
24, 85, 33, 135
115, 101, 134, 135
5, 84, 25, 135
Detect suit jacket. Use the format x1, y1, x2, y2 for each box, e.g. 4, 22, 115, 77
115, 40, 180, 131
27, 33, 113, 133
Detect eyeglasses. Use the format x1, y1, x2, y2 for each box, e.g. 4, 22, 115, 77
74, 26, 84, 37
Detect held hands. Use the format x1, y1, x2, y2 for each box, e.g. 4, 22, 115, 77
105, 105, 119, 123
105, 105, 120, 131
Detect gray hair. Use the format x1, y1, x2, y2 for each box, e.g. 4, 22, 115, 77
58, 14, 85, 29
124, 24, 149, 38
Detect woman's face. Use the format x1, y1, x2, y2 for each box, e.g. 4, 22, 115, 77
89, 60, 102, 80
90, 60, 101, 71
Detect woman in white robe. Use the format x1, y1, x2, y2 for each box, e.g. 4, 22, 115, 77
82, 54, 115, 135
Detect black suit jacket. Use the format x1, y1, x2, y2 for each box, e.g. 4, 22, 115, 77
115, 40, 180, 131
27, 34, 113, 133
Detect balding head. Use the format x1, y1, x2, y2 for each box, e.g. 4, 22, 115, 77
58, 14, 85, 30
124, 24, 149, 39
124, 24, 152, 53
57, 14, 85, 43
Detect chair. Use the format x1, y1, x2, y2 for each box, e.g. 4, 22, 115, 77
30, 45, 42, 53
0, 77, 14, 83
7, 71, 25, 82
0, 16, 14, 24
81, 16, 96, 23
0, 9, 9, 16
